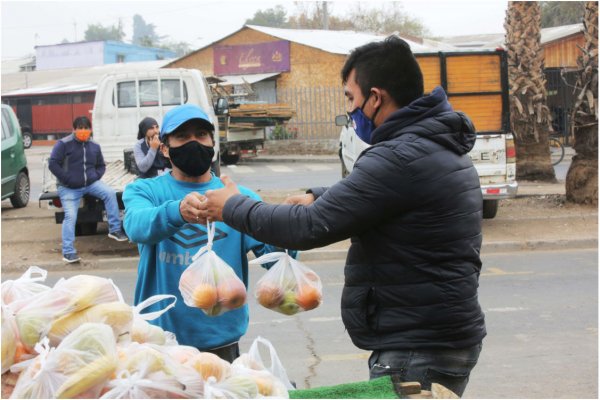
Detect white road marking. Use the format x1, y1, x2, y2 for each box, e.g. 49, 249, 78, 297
267, 165, 294, 173
305, 164, 333, 171
224, 166, 255, 174
485, 307, 528, 312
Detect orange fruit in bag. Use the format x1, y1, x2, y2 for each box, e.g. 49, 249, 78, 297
296, 285, 321, 311
217, 279, 247, 310
256, 283, 285, 309
192, 284, 218, 309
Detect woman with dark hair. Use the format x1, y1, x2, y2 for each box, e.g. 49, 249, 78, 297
133, 117, 169, 178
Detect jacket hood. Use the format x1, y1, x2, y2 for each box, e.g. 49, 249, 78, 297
371, 86, 476, 155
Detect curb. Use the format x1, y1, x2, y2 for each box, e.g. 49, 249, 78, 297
240, 156, 339, 164
2, 238, 596, 274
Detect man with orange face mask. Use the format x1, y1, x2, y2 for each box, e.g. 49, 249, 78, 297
48, 116, 128, 263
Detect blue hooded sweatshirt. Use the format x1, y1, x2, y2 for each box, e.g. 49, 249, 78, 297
123, 172, 292, 350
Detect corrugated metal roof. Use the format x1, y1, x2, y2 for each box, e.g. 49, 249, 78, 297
245, 25, 439, 54
541, 23, 583, 44
1, 59, 173, 95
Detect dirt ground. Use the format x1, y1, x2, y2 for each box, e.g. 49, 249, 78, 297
1, 194, 597, 270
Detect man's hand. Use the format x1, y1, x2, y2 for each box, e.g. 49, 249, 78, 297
149, 135, 161, 150
180, 192, 208, 224
283, 193, 315, 206
199, 175, 241, 222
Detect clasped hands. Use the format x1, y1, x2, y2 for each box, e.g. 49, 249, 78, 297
180, 175, 316, 225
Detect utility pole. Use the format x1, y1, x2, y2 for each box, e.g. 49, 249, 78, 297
73, 21, 77, 42
322, 1, 329, 30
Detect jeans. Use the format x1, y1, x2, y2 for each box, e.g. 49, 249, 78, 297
58, 180, 121, 255
368, 342, 483, 397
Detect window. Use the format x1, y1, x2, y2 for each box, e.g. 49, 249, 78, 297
161, 79, 187, 105
116, 54, 125, 63
117, 82, 136, 107
139, 80, 159, 107
1, 108, 15, 140
115, 79, 189, 108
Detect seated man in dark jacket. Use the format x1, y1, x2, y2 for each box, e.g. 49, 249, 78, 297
199, 36, 486, 397
48, 116, 128, 263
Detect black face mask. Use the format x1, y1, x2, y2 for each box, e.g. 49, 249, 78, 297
168, 141, 215, 177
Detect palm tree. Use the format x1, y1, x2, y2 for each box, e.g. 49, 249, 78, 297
505, 1, 556, 181
566, 1, 598, 205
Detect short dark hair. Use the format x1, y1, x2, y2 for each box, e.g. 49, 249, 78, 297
341, 36, 424, 108
73, 116, 91, 129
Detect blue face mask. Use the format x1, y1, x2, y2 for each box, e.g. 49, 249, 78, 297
349, 93, 379, 144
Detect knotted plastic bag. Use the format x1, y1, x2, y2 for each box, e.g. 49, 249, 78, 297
131, 294, 178, 345
231, 336, 293, 398
250, 252, 322, 315
10, 323, 118, 399
179, 221, 247, 316
1, 266, 51, 312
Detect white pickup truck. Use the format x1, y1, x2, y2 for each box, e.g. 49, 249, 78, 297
39, 68, 227, 235
338, 49, 518, 219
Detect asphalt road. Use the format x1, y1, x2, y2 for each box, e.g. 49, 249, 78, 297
2, 248, 597, 398
25, 145, 572, 202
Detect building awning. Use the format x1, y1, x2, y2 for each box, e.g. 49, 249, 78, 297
217, 72, 281, 86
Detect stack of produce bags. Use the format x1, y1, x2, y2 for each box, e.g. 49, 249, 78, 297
1, 259, 315, 399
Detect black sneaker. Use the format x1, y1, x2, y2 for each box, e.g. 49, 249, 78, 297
63, 253, 81, 263
108, 230, 128, 242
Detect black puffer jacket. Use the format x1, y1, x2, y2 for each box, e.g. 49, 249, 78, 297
223, 87, 486, 351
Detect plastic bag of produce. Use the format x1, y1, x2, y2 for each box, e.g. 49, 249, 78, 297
232, 336, 294, 396
179, 221, 246, 316
131, 294, 178, 345
10, 323, 118, 399
1, 304, 25, 374
185, 351, 232, 382
13, 287, 76, 353
251, 252, 322, 315
203, 375, 259, 399
47, 301, 133, 347
1, 266, 51, 312
106, 342, 203, 398
53, 274, 123, 313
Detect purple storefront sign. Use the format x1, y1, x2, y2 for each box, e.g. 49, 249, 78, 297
214, 41, 290, 75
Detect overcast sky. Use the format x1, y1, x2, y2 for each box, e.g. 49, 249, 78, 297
1, 0, 508, 59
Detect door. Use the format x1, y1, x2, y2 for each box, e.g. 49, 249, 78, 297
1, 106, 19, 197
16, 98, 32, 131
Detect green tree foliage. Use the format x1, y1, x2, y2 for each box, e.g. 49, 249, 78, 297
132, 14, 163, 47
245, 5, 288, 27
248, 2, 429, 37
158, 40, 192, 57
84, 21, 125, 41
540, 1, 586, 28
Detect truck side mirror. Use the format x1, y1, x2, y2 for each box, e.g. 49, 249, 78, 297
215, 97, 229, 115
335, 114, 350, 127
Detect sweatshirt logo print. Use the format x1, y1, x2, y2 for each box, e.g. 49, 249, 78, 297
169, 224, 228, 249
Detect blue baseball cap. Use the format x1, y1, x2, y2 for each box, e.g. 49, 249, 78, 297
160, 104, 215, 139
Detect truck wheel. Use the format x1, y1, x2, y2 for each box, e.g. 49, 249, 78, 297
482, 200, 499, 219
75, 222, 98, 236
221, 153, 240, 165
10, 172, 30, 208
22, 132, 33, 149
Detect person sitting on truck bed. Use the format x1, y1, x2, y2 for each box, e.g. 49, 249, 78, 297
198, 36, 486, 397
133, 117, 170, 178
48, 116, 128, 264
122, 104, 296, 363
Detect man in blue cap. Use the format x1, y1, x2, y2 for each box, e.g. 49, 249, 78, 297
123, 103, 296, 362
